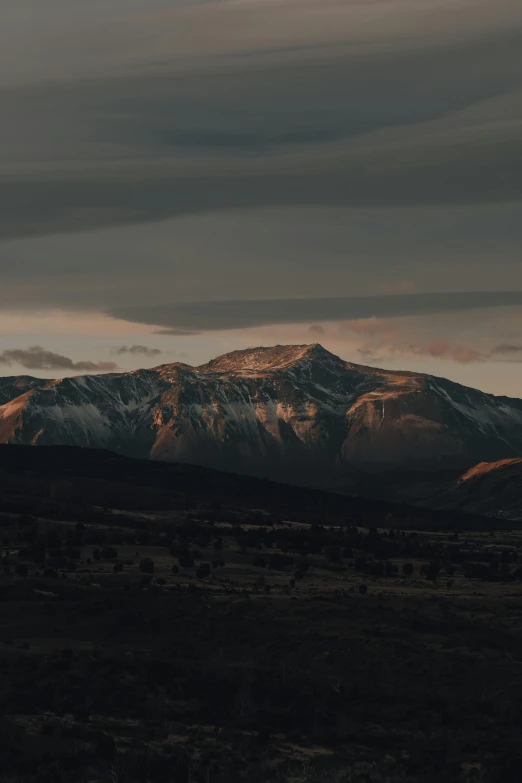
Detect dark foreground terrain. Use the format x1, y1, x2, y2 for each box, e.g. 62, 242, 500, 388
2, 446, 522, 782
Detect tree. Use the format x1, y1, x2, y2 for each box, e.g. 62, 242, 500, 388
324, 546, 342, 564
424, 562, 440, 583
268, 553, 294, 571
139, 558, 154, 574
384, 561, 397, 576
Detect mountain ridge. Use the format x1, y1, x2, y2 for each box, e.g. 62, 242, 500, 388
1, 343, 522, 485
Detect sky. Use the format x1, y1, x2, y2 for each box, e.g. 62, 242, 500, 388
1, 0, 522, 396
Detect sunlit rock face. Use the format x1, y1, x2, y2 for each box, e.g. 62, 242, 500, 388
1, 344, 522, 487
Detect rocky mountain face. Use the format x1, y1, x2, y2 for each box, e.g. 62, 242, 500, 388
1, 343, 522, 486
426, 458, 522, 520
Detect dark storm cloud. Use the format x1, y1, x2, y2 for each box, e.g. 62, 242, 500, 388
0, 21, 522, 240
110, 292, 522, 333
0, 346, 117, 372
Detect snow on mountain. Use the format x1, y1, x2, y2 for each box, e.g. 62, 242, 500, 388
1, 344, 522, 485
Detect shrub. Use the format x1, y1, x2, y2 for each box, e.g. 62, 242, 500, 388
171, 565, 180, 575
402, 562, 414, 578
92, 549, 102, 561
325, 545, 342, 564
139, 558, 154, 574
178, 553, 195, 568
253, 555, 267, 568
196, 563, 211, 578
423, 562, 441, 583
359, 583, 368, 595
43, 530, 62, 549
268, 553, 294, 571
15, 563, 28, 577
113, 562, 124, 573
102, 546, 118, 560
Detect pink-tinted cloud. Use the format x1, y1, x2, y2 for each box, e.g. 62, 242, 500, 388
341, 316, 399, 339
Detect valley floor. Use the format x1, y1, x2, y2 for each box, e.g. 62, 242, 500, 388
2, 498, 522, 783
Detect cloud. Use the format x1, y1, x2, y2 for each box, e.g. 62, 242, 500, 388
341, 316, 399, 339
1, 10, 522, 241
355, 340, 484, 365
0, 346, 117, 373
353, 333, 522, 365
113, 344, 162, 356
308, 324, 325, 336
491, 343, 522, 355
410, 341, 484, 364
110, 292, 522, 333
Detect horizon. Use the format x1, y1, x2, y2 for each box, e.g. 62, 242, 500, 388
1, 339, 521, 401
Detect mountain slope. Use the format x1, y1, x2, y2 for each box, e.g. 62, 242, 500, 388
428, 458, 522, 520
1, 343, 522, 485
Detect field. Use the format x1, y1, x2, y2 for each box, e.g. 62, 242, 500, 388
3, 480, 522, 783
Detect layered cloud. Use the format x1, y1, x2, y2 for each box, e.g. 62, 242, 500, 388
110, 292, 522, 334
0, 346, 117, 373
1, 0, 522, 240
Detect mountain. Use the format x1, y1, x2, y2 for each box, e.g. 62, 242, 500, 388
0, 443, 470, 529
426, 458, 522, 520
1, 343, 522, 486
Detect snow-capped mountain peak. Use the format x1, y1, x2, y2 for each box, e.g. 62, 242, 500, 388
1, 344, 522, 486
